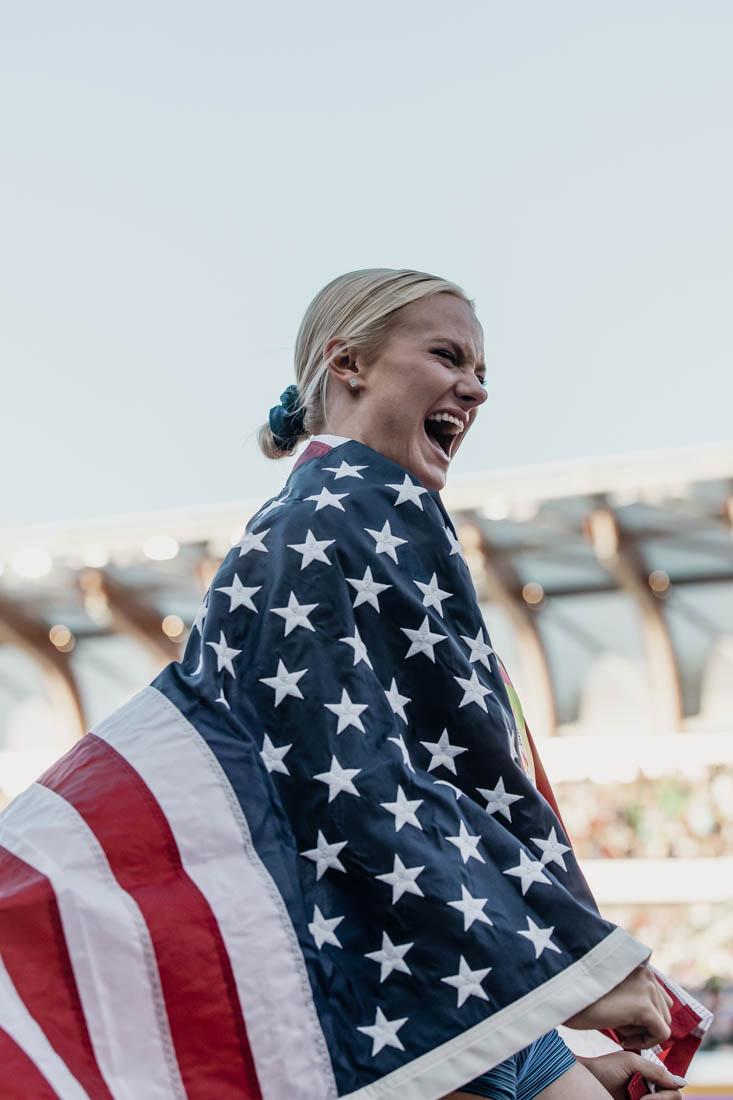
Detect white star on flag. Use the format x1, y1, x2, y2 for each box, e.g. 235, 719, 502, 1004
385, 474, 429, 509
380, 785, 423, 832
365, 520, 408, 563
443, 525, 465, 559
305, 486, 350, 511
192, 591, 210, 674
314, 755, 362, 803
339, 624, 373, 668
477, 776, 524, 822
259, 658, 308, 705
503, 848, 552, 895
384, 677, 411, 723
322, 460, 368, 480
205, 630, 242, 677
300, 830, 347, 879
259, 733, 292, 775
414, 573, 453, 617
357, 1006, 408, 1056
236, 528, 270, 557
517, 917, 562, 959
215, 574, 261, 613
446, 820, 485, 864
323, 688, 368, 734
287, 530, 335, 569
434, 779, 463, 800
253, 488, 291, 520
376, 854, 425, 904
400, 615, 448, 662
387, 733, 415, 773
454, 669, 494, 711
345, 566, 392, 611
420, 728, 468, 774
308, 904, 344, 949
441, 955, 491, 1007
460, 626, 494, 669
214, 686, 230, 709
270, 591, 318, 635
192, 592, 209, 637
530, 826, 571, 871
365, 932, 414, 982
447, 885, 494, 931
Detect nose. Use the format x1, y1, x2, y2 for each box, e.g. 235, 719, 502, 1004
455, 372, 488, 409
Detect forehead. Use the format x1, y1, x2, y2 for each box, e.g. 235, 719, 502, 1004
397, 293, 483, 353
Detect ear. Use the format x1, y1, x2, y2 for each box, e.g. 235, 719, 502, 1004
323, 337, 359, 386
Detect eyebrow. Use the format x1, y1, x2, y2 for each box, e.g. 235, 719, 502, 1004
427, 336, 486, 372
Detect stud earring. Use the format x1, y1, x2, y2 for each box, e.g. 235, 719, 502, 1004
349, 378, 358, 389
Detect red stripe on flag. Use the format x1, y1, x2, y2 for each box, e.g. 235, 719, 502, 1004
0, 1028, 63, 1100
293, 439, 333, 471
0, 847, 113, 1100
40, 734, 262, 1100
524, 723, 572, 836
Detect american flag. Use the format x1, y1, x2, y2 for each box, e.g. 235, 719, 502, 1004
0, 435, 711, 1098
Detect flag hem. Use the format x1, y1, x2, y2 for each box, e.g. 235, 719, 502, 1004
342, 926, 652, 1100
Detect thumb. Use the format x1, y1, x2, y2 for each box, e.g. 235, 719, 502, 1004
637, 1059, 688, 1090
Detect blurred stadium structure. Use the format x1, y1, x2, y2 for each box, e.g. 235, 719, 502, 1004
1, 440, 732, 1091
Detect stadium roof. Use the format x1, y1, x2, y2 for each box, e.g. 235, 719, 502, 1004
1, 441, 732, 744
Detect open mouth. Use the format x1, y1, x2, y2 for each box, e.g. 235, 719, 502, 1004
423, 418, 456, 462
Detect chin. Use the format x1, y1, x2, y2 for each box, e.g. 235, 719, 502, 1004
419, 465, 447, 491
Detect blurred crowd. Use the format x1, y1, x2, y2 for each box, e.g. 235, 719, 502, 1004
695, 977, 733, 1050
557, 764, 733, 1046
554, 764, 733, 859
605, 898, 733, 986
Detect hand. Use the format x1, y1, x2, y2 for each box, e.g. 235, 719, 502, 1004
563, 960, 674, 1050
577, 1051, 688, 1100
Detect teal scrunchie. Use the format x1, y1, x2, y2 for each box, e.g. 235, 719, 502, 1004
268, 383, 306, 448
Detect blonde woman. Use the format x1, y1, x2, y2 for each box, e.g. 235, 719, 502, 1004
0, 269, 704, 1099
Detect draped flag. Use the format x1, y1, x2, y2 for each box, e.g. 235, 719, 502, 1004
0, 435, 712, 1098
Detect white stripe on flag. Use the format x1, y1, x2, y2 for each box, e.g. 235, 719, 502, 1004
95, 685, 338, 1100
0, 953, 91, 1100
0, 783, 187, 1100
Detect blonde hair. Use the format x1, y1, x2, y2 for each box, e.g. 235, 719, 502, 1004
257, 267, 475, 458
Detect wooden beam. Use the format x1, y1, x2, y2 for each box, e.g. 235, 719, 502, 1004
584, 501, 683, 730
459, 518, 558, 736
0, 594, 87, 740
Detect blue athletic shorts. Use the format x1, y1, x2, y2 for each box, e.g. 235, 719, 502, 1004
457, 1028, 576, 1099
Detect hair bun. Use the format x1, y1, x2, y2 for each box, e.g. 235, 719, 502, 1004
268, 384, 306, 448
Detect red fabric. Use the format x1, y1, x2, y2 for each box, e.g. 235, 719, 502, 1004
523, 724, 570, 835
0, 1029, 61, 1100
39, 734, 261, 1100
0, 847, 113, 1099
293, 439, 334, 472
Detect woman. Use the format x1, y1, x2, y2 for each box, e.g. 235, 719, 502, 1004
0, 268, 702, 1100
253, 268, 689, 1100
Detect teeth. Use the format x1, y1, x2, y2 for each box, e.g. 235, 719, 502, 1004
426, 411, 464, 433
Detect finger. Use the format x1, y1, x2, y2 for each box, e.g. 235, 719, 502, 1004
641, 1001, 671, 1044
622, 1038, 653, 1052
653, 982, 672, 1027
620, 1032, 654, 1052
652, 975, 675, 1012
640, 1092, 682, 1100
619, 1024, 668, 1051
642, 1062, 689, 1090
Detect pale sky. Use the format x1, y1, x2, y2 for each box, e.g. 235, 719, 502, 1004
1, 1, 731, 527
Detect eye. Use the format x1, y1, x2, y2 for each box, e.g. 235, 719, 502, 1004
432, 347, 487, 388
431, 347, 458, 363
